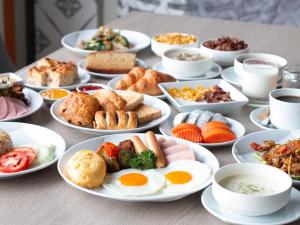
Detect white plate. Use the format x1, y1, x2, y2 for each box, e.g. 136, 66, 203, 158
153, 61, 222, 80
50, 92, 171, 135
0, 88, 43, 122
250, 106, 276, 130
107, 76, 165, 99
159, 115, 245, 147
221, 66, 241, 87
58, 133, 219, 202
232, 129, 300, 185
18, 67, 90, 91
201, 185, 300, 225
78, 58, 147, 79
0, 122, 66, 178
158, 79, 249, 114
61, 29, 151, 56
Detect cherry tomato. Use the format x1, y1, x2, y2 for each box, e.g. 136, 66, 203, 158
0, 151, 28, 173
97, 142, 119, 157
14, 147, 36, 165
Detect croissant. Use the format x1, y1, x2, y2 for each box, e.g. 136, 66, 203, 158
115, 67, 145, 90
127, 69, 176, 96
93, 111, 138, 130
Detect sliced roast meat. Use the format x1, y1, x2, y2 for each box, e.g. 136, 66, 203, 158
0, 97, 8, 119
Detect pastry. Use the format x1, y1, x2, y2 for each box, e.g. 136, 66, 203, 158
0, 130, 13, 156
28, 58, 78, 87
60, 92, 100, 126
115, 67, 176, 96
66, 150, 106, 189
117, 91, 144, 111
134, 103, 161, 124
86, 51, 136, 74
93, 89, 127, 112
115, 67, 145, 90
93, 111, 138, 130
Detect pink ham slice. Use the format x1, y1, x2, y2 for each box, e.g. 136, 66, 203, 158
160, 139, 177, 150
5, 98, 17, 118
163, 143, 190, 155
166, 150, 196, 164
0, 97, 8, 119
5, 97, 29, 116
157, 137, 166, 144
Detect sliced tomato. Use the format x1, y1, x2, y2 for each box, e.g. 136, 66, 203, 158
14, 147, 36, 165
97, 142, 119, 157
0, 151, 28, 173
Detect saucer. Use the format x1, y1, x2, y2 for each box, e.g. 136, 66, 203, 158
221, 66, 241, 87
201, 185, 300, 225
250, 106, 276, 130
152, 61, 222, 80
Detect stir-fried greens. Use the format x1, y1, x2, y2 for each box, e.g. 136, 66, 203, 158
250, 139, 300, 180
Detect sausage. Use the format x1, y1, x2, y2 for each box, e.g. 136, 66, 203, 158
131, 136, 147, 154
145, 131, 166, 168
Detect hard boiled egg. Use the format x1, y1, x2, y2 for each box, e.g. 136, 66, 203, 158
159, 160, 211, 193
102, 169, 166, 196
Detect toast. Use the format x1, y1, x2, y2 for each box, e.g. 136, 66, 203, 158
134, 103, 161, 124
118, 92, 144, 111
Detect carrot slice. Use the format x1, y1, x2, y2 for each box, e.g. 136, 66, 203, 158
172, 123, 201, 135
173, 128, 202, 143
202, 121, 231, 133
202, 128, 236, 143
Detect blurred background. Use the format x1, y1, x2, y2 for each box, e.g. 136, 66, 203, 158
0, 0, 300, 71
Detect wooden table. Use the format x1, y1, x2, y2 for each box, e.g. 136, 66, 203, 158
2, 12, 300, 225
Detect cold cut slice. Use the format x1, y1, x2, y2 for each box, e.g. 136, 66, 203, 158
166, 150, 195, 164
163, 144, 190, 156
160, 139, 177, 150
0, 97, 8, 119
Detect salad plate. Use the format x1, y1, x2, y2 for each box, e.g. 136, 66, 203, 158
0, 122, 66, 178
232, 129, 300, 185
201, 185, 300, 225
250, 106, 276, 130
58, 133, 219, 202
0, 88, 43, 122
152, 61, 222, 80
78, 58, 147, 79
61, 29, 151, 56
159, 115, 245, 147
50, 93, 171, 135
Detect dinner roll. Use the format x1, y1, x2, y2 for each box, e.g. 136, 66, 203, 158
66, 150, 106, 188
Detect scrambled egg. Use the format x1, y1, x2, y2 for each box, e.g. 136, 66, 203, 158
168, 86, 211, 102
155, 33, 197, 45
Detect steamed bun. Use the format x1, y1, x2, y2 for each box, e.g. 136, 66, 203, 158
66, 150, 106, 188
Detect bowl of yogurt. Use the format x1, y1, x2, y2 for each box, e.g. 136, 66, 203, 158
212, 163, 292, 216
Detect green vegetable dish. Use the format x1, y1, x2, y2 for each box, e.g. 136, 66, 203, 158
79, 26, 130, 51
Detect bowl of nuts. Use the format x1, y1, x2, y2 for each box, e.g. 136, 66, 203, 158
200, 36, 249, 67
151, 32, 199, 57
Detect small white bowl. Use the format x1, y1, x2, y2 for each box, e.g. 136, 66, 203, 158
76, 83, 108, 92
39, 88, 70, 106
200, 40, 249, 67
234, 53, 287, 79
212, 163, 292, 216
151, 33, 199, 57
162, 48, 213, 78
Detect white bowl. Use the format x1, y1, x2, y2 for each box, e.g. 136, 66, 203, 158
200, 40, 249, 67
151, 33, 199, 57
162, 48, 213, 78
212, 163, 292, 216
76, 83, 108, 92
158, 79, 249, 114
39, 88, 70, 106
234, 53, 287, 79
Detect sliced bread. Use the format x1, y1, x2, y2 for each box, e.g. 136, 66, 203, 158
118, 92, 144, 111
134, 103, 161, 124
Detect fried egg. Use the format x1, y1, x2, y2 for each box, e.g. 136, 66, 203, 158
159, 160, 211, 193
102, 169, 166, 196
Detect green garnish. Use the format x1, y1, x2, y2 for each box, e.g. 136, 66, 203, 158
291, 176, 300, 181
128, 150, 157, 170
254, 153, 266, 164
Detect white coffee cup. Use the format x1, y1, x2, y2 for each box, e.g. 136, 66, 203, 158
270, 88, 300, 129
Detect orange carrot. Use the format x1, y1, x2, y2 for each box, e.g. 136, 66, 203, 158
173, 128, 203, 143
202, 121, 232, 133
202, 128, 236, 143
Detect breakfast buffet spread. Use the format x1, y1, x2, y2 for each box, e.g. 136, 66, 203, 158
2, 21, 300, 225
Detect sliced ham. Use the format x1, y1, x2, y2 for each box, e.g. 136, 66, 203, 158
166, 150, 196, 164
6, 97, 29, 116
0, 97, 8, 119
160, 139, 177, 150
163, 143, 190, 155
5, 98, 17, 118
157, 137, 166, 144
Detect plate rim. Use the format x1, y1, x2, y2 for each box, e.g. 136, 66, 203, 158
221, 66, 242, 87
0, 121, 66, 178
249, 106, 275, 130
57, 133, 220, 202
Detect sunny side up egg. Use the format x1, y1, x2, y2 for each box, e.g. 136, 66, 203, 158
102, 169, 166, 196
158, 160, 211, 193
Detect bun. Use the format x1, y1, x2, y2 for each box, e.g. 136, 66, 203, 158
93, 89, 127, 112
